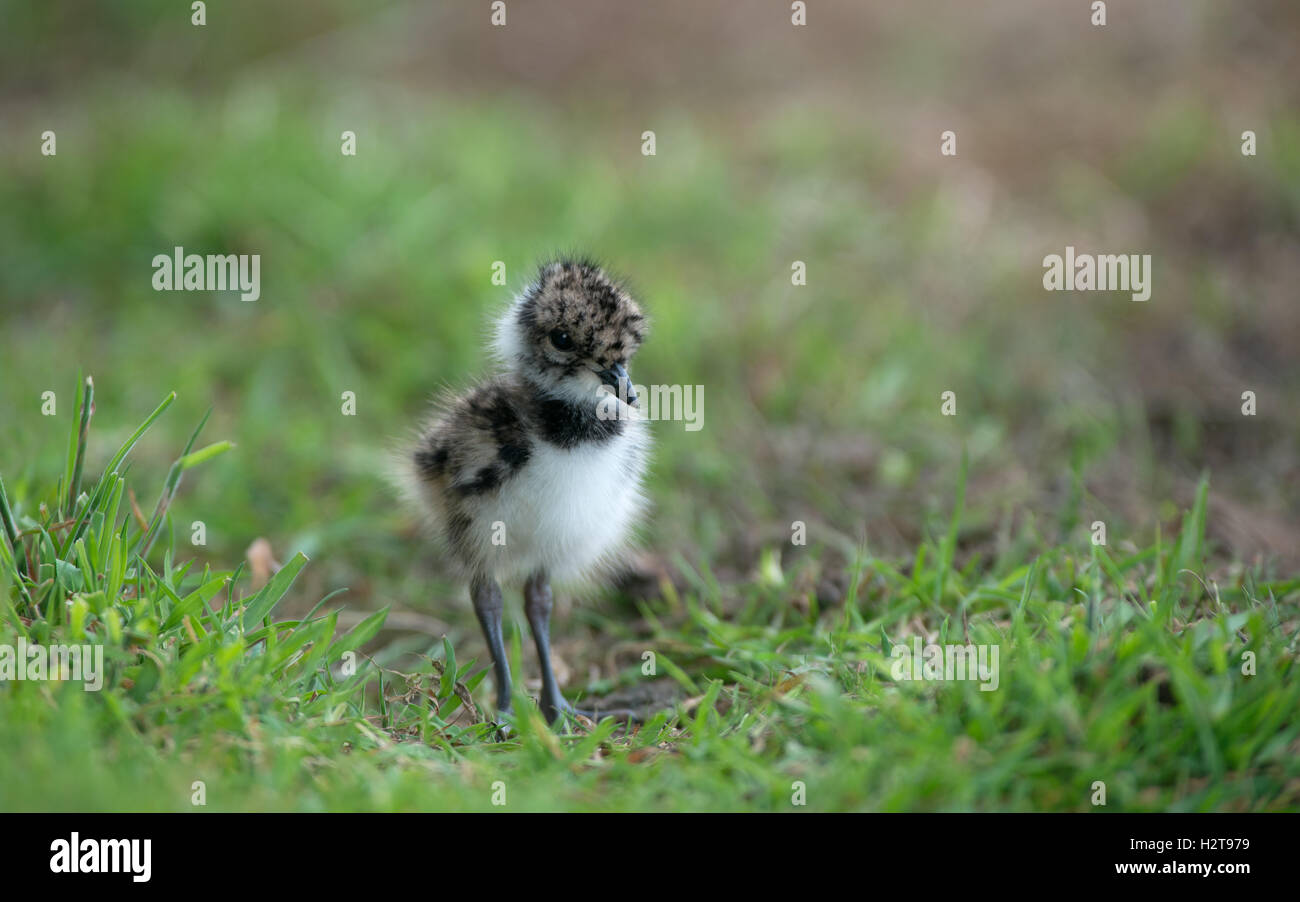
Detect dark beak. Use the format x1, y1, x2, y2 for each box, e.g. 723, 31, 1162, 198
598, 362, 636, 405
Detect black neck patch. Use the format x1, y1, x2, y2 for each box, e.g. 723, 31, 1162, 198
532, 391, 625, 448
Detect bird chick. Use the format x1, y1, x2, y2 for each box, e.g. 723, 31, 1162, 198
406, 259, 649, 724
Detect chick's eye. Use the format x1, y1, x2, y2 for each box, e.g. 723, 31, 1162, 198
548, 328, 574, 352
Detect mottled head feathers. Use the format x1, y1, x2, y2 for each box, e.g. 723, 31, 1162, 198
494, 259, 647, 403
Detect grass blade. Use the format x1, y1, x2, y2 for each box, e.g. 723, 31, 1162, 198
242, 550, 309, 627
64, 375, 94, 518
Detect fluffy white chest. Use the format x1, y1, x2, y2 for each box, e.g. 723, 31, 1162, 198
479, 421, 648, 583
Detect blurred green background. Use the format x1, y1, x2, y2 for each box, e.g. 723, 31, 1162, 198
2, 0, 1298, 674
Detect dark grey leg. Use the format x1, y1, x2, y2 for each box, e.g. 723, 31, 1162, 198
523, 571, 566, 723
471, 574, 512, 718
523, 571, 642, 726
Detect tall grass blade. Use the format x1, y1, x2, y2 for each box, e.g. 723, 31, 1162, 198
64, 375, 94, 518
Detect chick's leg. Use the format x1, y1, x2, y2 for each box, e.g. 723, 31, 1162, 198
470, 574, 512, 718
523, 571, 567, 724
523, 571, 641, 725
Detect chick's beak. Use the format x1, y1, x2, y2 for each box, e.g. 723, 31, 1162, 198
598, 362, 637, 405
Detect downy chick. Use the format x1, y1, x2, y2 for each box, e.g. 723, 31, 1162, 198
406, 259, 649, 724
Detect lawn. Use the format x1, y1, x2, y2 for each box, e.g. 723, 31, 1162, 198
1, 2, 1298, 812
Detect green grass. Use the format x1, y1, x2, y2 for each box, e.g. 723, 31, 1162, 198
3, 8, 1300, 810
1, 388, 1296, 812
